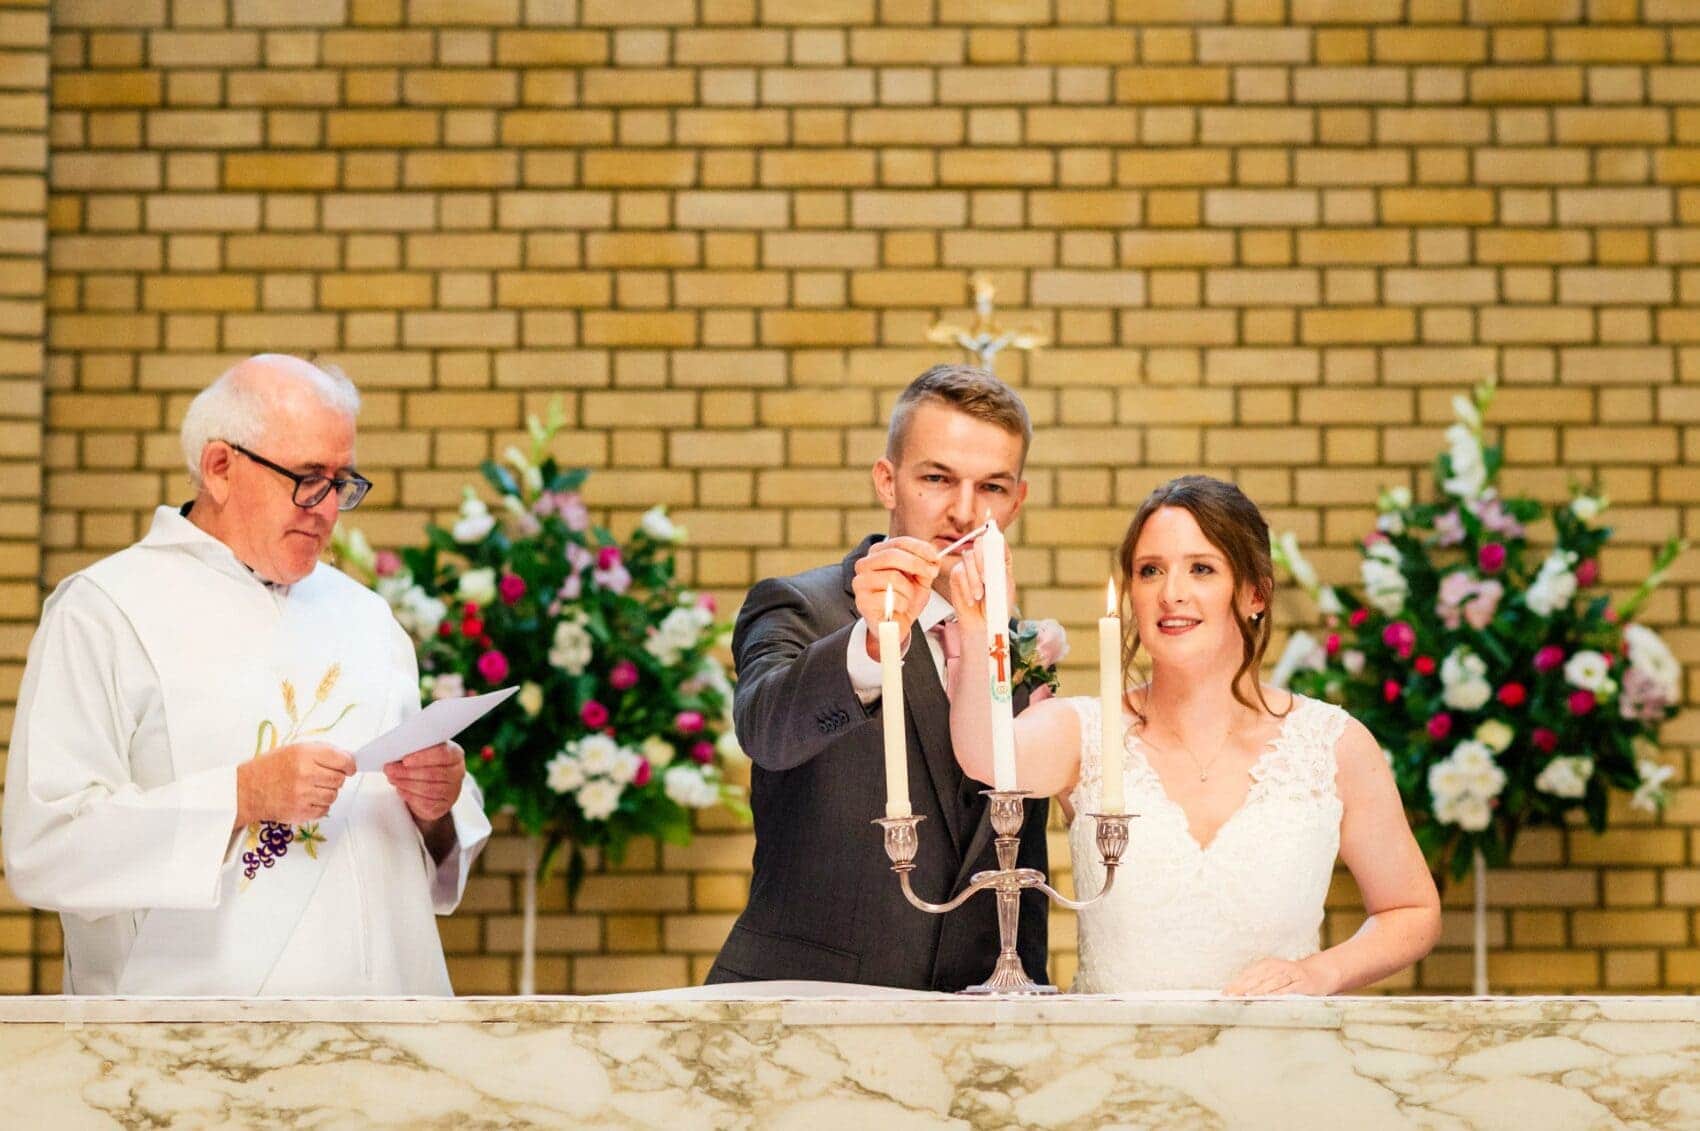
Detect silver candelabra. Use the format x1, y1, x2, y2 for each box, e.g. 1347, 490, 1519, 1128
875, 790, 1133, 995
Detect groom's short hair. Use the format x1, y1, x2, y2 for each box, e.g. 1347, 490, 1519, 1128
886, 364, 1032, 471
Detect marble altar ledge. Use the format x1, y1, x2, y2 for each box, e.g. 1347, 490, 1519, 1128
3, 985, 1700, 1129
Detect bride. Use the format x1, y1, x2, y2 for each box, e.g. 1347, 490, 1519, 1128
946, 475, 1440, 994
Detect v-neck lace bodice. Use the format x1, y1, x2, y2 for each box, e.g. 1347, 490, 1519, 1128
1064, 693, 1347, 993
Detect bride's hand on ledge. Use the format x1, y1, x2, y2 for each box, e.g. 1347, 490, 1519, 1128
1222, 954, 1340, 997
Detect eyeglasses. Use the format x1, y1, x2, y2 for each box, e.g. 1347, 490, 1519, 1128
227, 442, 372, 512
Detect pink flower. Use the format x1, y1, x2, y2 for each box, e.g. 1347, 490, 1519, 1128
580, 699, 609, 728
1576, 557, 1600, 587
697, 593, 717, 613
691, 741, 715, 764
1349, 608, 1371, 629
1478, 543, 1507, 573
609, 660, 639, 690
1414, 655, 1436, 676
1032, 619, 1069, 668
476, 650, 509, 684
1427, 713, 1453, 740
1363, 531, 1388, 547
1498, 682, 1527, 708
597, 546, 622, 571
1568, 689, 1596, 716
1325, 633, 1342, 655
461, 615, 484, 638
676, 710, 705, 735
634, 760, 653, 787
1432, 509, 1465, 547
374, 550, 401, 577
1383, 679, 1401, 703
1437, 572, 1502, 631
560, 493, 589, 532
1531, 727, 1558, 753
498, 573, 526, 605
1382, 621, 1416, 659
593, 561, 632, 596
1533, 645, 1565, 673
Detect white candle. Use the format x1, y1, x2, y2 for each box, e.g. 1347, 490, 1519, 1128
1099, 579, 1125, 814
879, 584, 911, 819
981, 517, 1019, 792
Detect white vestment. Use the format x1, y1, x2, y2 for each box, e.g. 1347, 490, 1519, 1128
2, 507, 492, 995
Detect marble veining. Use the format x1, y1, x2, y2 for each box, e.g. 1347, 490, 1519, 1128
2, 989, 1699, 1129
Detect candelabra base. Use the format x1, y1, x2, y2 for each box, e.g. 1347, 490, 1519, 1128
960, 952, 1059, 996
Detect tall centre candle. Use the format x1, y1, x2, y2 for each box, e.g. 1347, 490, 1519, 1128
980, 517, 1019, 792
879, 584, 912, 818
1099, 579, 1125, 814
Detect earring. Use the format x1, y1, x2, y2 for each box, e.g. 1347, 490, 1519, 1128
1250, 612, 1264, 623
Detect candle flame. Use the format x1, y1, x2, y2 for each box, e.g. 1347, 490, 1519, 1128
1106, 578, 1117, 616
884, 582, 894, 620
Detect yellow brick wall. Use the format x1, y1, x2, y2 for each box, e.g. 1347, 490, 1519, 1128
3, 0, 1700, 994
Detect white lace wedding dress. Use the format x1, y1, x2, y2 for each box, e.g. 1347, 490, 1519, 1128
1064, 692, 1348, 993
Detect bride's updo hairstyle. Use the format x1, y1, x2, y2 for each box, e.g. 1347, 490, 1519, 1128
1114, 474, 1285, 723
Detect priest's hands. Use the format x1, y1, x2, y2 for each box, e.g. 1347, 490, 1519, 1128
234, 742, 356, 829
852, 536, 940, 659
384, 740, 467, 826
1222, 955, 1339, 997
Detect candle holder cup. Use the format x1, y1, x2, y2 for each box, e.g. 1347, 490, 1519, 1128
875, 790, 1133, 995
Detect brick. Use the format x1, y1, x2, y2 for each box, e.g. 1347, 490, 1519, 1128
1113, 66, 1230, 103
761, 310, 876, 346
53, 70, 161, 108
1471, 67, 1584, 104
851, 191, 967, 229
938, 66, 1051, 104
1301, 308, 1417, 344
498, 110, 615, 147
1205, 189, 1319, 227
223, 153, 338, 190
1558, 268, 1673, 305
497, 191, 613, 229
227, 70, 342, 107
1119, 230, 1235, 266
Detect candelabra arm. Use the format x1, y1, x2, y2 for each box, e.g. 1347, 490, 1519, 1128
1030, 863, 1118, 912
895, 868, 1000, 915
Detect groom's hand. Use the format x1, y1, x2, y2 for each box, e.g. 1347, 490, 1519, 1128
853, 536, 940, 658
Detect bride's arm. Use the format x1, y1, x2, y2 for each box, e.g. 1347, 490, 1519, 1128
944, 551, 1082, 797
1246, 716, 1442, 995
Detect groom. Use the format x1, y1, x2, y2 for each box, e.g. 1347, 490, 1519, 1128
707, 364, 1051, 990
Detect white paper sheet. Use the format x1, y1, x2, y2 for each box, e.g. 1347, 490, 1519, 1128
353, 686, 519, 772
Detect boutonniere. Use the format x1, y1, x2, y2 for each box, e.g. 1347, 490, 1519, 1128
1010, 617, 1068, 695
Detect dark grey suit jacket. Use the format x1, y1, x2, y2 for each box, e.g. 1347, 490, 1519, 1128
706, 536, 1050, 990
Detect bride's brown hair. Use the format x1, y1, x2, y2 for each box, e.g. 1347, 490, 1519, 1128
1114, 474, 1286, 724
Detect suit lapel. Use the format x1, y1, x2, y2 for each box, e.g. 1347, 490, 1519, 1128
840, 536, 967, 854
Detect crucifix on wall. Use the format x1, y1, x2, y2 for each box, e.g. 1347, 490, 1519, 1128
925, 272, 1049, 375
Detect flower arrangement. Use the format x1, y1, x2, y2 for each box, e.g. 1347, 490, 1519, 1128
1011, 617, 1069, 695
1271, 382, 1685, 880
336, 401, 748, 893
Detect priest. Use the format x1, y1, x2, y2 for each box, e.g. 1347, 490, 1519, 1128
1, 354, 491, 995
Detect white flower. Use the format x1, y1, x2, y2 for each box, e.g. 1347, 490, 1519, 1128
1535, 755, 1594, 800
1387, 485, 1413, 510
645, 604, 715, 666
457, 567, 498, 607
518, 681, 544, 718
1342, 649, 1366, 676
1442, 423, 1487, 501
452, 491, 497, 544
1563, 650, 1616, 695
546, 753, 584, 794
549, 619, 594, 675
663, 765, 720, 809
430, 672, 464, 701
1624, 624, 1682, 702
576, 778, 624, 820
1317, 586, 1344, 617
501, 493, 541, 537
575, 734, 622, 777
1271, 630, 1325, 689
1524, 550, 1578, 617
503, 445, 543, 495
607, 747, 643, 786
1441, 648, 1493, 712
1361, 544, 1409, 616
1570, 494, 1605, 523
716, 728, 746, 761
1451, 393, 1482, 431
1275, 531, 1319, 594
640, 734, 677, 769
1474, 719, 1514, 754
1376, 511, 1406, 536
640, 505, 687, 544
1632, 758, 1676, 813
340, 527, 375, 574
1427, 759, 1471, 802
1437, 792, 1493, 832
379, 575, 447, 643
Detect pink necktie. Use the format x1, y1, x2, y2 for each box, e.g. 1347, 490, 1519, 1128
932, 618, 961, 699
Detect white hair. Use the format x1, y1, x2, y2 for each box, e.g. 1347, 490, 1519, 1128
180, 355, 361, 488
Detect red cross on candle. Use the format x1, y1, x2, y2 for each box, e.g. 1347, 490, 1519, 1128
989, 633, 1010, 683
